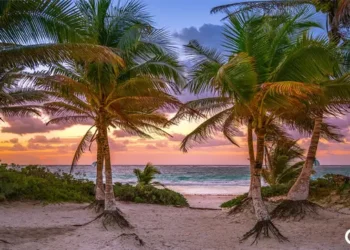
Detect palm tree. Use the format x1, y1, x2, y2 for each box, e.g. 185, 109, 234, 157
212, 0, 350, 219
174, 11, 346, 242
211, 0, 350, 41
45, 0, 185, 222
262, 138, 304, 186
19, 57, 184, 227
0, 0, 124, 156
0, 0, 122, 73
133, 163, 162, 186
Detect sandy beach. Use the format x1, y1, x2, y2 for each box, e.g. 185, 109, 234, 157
1, 198, 350, 250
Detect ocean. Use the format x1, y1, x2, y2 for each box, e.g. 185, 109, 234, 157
41, 165, 350, 195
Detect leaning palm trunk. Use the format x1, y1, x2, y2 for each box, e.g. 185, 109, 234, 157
271, 115, 323, 220
287, 115, 322, 200
242, 128, 287, 243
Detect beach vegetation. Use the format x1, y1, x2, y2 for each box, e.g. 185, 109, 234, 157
222, 174, 350, 209
133, 163, 164, 186
114, 183, 188, 207
0, 165, 95, 203
262, 138, 304, 186
0, 164, 188, 207
221, 184, 291, 208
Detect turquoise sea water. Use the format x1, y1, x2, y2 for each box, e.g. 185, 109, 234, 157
43, 165, 350, 187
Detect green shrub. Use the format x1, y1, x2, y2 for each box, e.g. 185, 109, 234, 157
114, 183, 188, 207
221, 193, 248, 208
261, 184, 291, 198
309, 174, 350, 202
221, 174, 350, 208
220, 184, 291, 208
0, 165, 94, 203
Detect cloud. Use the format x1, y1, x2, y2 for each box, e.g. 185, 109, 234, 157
109, 140, 128, 152
174, 24, 224, 50
195, 138, 232, 148
11, 143, 27, 151
169, 133, 185, 142
145, 144, 158, 150
27, 142, 54, 150
2, 117, 72, 135
28, 136, 61, 143
155, 141, 168, 148
9, 138, 18, 144
113, 130, 132, 138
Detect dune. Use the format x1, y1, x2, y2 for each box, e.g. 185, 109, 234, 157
1, 201, 350, 250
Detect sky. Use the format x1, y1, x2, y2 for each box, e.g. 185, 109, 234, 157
0, 0, 349, 166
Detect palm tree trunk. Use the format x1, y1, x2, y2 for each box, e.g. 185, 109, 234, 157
101, 124, 116, 211
247, 118, 255, 198
95, 132, 105, 202
287, 115, 323, 201
251, 129, 270, 221
242, 127, 287, 242
95, 114, 131, 228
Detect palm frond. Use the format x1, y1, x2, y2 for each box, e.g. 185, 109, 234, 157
0, 0, 86, 44
0, 43, 124, 69
180, 108, 238, 152
47, 115, 92, 125
0, 105, 41, 117
70, 126, 95, 173
211, 1, 313, 18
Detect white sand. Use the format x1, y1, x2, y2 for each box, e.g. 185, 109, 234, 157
1, 200, 350, 250
168, 185, 250, 196
185, 195, 236, 209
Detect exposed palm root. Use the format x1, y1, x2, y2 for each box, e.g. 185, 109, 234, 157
117, 233, 145, 246
85, 200, 104, 213
240, 220, 288, 244
74, 208, 132, 229
271, 200, 322, 221
102, 209, 132, 230
228, 197, 253, 215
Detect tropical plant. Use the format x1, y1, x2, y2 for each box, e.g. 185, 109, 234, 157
0, 69, 47, 121
211, 0, 350, 212
7, 0, 187, 228
0, 0, 121, 72
173, 11, 348, 242
133, 163, 163, 186
211, 0, 350, 41
18, 55, 184, 227
0, 0, 124, 143
114, 183, 188, 206
59, 0, 185, 214
262, 138, 304, 186
0, 165, 95, 203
